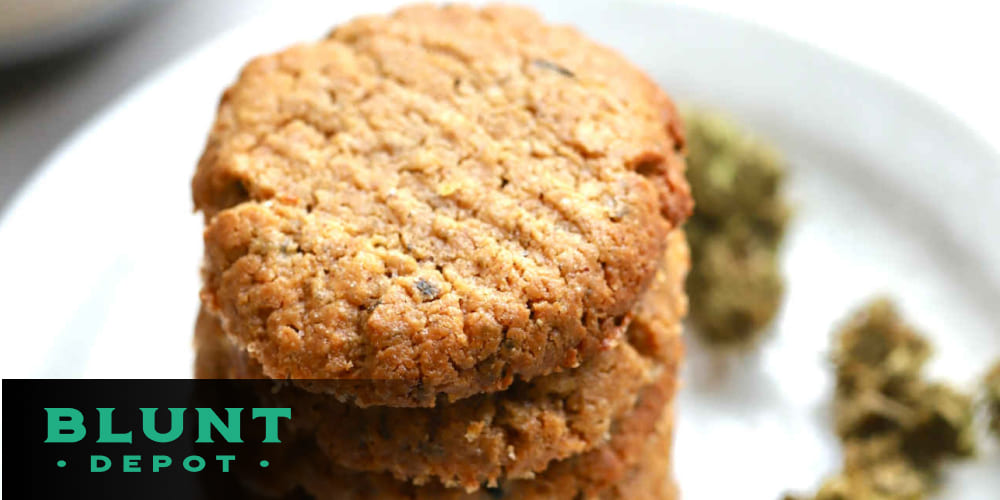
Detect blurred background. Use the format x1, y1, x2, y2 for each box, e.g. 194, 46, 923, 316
0, 0, 998, 211
2, 3, 998, 497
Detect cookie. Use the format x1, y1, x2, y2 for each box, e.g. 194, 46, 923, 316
245, 363, 676, 500
193, 3, 691, 406
194, 231, 688, 490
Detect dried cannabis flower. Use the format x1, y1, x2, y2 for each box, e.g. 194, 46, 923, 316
810, 458, 927, 500
788, 299, 976, 500
832, 299, 975, 460
682, 110, 790, 345
985, 361, 1000, 438
785, 435, 927, 500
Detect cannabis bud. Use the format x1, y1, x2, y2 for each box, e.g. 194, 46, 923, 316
985, 361, 1000, 438
682, 110, 790, 345
788, 299, 976, 500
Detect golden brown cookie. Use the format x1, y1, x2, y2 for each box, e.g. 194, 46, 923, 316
194, 231, 688, 491
245, 368, 676, 500
193, 3, 691, 406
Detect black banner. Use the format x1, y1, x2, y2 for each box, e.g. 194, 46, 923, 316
3, 380, 305, 499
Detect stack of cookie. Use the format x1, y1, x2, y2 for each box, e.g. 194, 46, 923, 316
192, 5, 692, 499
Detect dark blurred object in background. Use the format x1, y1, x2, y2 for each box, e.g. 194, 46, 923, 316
0, 0, 156, 67
0, 0, 274, 213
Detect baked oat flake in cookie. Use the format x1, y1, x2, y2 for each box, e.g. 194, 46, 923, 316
194, 230, 687, 491
193, 4, 691, 405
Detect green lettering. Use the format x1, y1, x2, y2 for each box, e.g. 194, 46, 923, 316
152, 455, 171, 472
44, 408, 85, 443
91, 455, 110, 472
216, 455, 235, 472
123, 455, 141, 472
140, 408, 185, 443
183, 455, 205, 472
195, 408, 242, 443
96, 408, 132, 443
252, 407, 291, 443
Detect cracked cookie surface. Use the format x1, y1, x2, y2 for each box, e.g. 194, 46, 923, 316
193, 4, 690, 406
195, 231, 687, 490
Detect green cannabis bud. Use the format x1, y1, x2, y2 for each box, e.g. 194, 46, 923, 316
785, 459, 926, 500
787, 299, 975, 500
811, 457, 927, 500
985, 361, 1000, 438
832, 299, 975, 461
787, 434, 928, 499
682, 110, 789, 345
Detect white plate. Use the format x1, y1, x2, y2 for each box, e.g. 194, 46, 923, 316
1, 1, 998, 498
